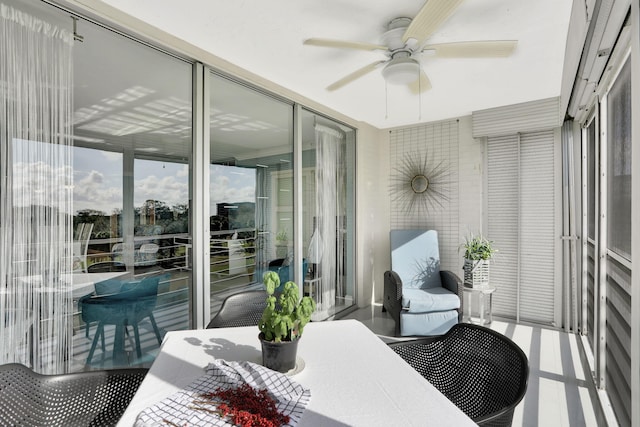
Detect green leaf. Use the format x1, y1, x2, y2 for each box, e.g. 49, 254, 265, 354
258, 277, 315, 342
462, 233, 497, 260
262, 271, 280, 295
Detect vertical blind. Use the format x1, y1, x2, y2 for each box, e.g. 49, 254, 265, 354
486, 130, 559, 325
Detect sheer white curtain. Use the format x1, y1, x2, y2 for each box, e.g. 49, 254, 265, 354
255, 166, 270, 274
1, 3, 74, 373
313, 124, 345, 318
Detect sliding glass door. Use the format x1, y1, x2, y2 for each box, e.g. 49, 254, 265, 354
70, 12, 193, 369
3, 0, 358, 374
208, 74, 294, 317
300, 110, 356, 320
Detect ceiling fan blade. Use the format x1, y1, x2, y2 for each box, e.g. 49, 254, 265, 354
408, 69, 432, 94
403, 0, 465, 45
304, 38, 387, 51
327, 60, 386, 91
423, 40, 518, 57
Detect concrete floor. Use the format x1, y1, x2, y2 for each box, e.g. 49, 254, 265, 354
341, 303, 607, 427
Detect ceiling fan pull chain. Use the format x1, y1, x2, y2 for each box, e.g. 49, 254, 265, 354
418, 70, 422, 121
385, 80, 389, 120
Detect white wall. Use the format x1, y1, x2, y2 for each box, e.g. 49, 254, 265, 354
355, 125, 389, 307
456, 116, 484, 273
366, 116, 483, 304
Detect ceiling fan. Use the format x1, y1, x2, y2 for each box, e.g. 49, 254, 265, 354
303, 0, 517, 93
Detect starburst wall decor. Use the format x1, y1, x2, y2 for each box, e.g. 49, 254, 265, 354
390, 151, 451, 213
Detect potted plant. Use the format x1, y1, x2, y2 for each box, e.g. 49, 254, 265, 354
258, 271, 316, 372
461, 233, 497, 288
275, 229, 289, 258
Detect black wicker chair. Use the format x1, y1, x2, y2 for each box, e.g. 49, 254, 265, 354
207, 290, 267, 328
388, 323, 529, 427
0, 363, 148, 427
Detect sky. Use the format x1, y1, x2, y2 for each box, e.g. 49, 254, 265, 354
72, 146, 255, 216
12, 140, 256, 218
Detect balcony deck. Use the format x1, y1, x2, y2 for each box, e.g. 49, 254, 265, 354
347, 304, 607, 427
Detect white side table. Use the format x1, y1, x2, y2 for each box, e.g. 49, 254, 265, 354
463, 284, 496, 325
304, 277, 321, 303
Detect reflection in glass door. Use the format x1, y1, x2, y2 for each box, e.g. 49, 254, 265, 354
301, 110, 356, 320
210, 163, 257, 293
209, 73, 294, 318
69, 13, 193, 370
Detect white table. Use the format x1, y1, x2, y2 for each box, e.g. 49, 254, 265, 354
68, 271, 130, 297
14, 271, 130, 298
118, 319, 475, 427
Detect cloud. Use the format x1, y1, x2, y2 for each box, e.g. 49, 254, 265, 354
176, 165, 189, 177
12, 161, 73, 213
134, 174, 189, 208
73, 170, 122, 214
210, 171, 254, 213
32, 153, 255, 216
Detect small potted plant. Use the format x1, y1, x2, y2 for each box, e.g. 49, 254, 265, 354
461, 233, 497, 288
259, 271, 316, 372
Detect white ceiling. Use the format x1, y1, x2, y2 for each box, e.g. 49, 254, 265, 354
97, 0, 573, 129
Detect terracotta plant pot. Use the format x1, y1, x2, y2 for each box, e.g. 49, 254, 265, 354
259, 333, 299, 373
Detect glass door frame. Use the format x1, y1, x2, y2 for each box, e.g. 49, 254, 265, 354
192, 73, 357, 328
191, 63, 210, 329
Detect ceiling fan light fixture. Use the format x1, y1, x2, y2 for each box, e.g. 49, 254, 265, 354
382, 57, 420, 85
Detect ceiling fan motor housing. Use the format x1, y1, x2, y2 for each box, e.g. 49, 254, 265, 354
382, 56, 420, 85
382, 17, 412, 51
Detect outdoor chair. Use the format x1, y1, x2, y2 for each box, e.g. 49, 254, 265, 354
87, 261, 127, 273
383, 229, 463, 336
111, 241, 160, 268
80, 275, 166, 364
0, 363, 147, 427
207, 290, 268, 328
388, 323, 529, 427
267, 257, 308, 292
72, 223, 93, 273
83, 265, 129, 339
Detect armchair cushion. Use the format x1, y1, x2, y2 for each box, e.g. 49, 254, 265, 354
401, 311, 459, 336
384, 229, 463, 337
402, 287, 460, 313
391, 229, 442, 289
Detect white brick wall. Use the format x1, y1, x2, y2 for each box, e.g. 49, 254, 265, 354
388, 116, 483, 275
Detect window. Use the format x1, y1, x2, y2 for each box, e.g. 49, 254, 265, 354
586, 119, 596, 240
606, 58, 631, 259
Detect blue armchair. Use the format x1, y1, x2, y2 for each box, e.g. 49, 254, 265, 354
383, 230, 463, 336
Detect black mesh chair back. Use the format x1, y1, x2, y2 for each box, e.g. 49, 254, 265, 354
0, 363, 147, 427
207, 290, 267, 328
389, 323, 528, 427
